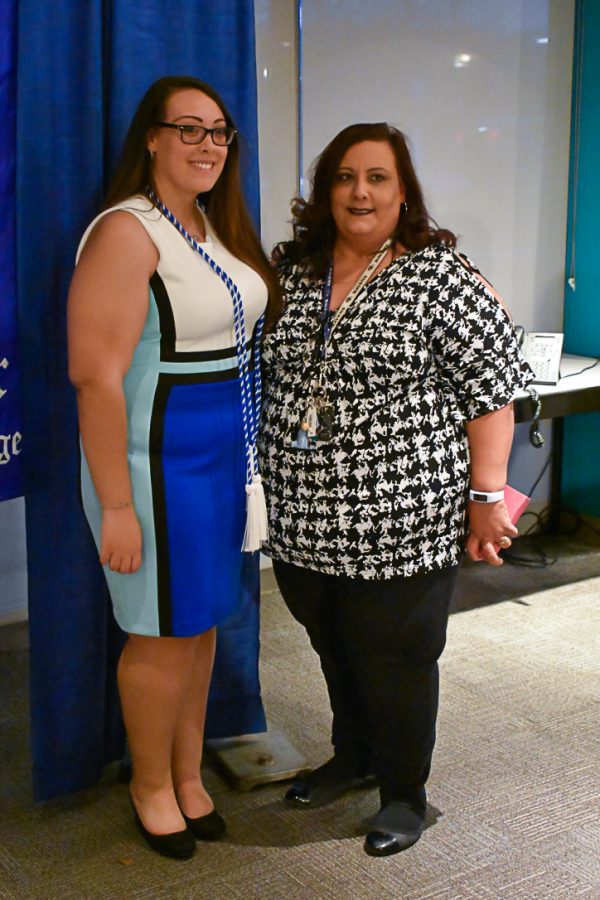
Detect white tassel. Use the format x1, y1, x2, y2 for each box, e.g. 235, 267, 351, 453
242, 473, 269, 552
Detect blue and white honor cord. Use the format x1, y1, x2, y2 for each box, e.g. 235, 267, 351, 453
147, 190, 268, 552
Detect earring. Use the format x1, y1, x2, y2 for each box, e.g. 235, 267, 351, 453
148, 148, 155, 160
400, 201, 408, 216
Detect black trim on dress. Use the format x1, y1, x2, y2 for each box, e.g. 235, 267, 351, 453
159, 360, 255, 386
150, 272, 177, 360
160, 341, 253, 363
149, 379, 174, 637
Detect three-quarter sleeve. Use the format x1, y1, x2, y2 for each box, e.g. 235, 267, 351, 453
425, 249, 534, 420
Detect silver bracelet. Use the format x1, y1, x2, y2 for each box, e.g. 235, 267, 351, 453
469, 489, 505, 503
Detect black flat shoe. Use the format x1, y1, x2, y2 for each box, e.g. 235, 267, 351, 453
364, 801, 424, 857
284, 757, 377, 809
182, 808, 227, 841
131, 799, 196, 859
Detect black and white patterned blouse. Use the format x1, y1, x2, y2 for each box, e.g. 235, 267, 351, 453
259, 243, 533, 580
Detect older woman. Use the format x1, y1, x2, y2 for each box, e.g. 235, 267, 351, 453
68, 76, 280, 859
260, 123, 532, 857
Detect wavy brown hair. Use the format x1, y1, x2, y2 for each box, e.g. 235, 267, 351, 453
104, 75, 281, 326
273, 122, 456, 278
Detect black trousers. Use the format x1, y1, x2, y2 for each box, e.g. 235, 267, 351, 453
273, 559, 458, 811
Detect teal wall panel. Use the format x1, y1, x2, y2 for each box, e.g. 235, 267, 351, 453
564, 0, 600, 354
562, 0, 600, 515
562, 414, 600, 514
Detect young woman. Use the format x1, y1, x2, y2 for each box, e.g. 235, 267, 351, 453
68, 76, 280, 859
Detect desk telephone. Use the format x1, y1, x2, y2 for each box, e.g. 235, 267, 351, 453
515, 327, 563, 385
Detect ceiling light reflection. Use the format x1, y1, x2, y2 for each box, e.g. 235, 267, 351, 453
454, 53, 472, 68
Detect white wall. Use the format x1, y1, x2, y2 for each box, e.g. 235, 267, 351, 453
254, 0, 298, 254
255, 0, 575, 501
255, 0, 298, 570
300, 0, 574, 334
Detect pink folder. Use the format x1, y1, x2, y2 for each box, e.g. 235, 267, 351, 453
492, 485, 530, 554
504, 484, 530, 524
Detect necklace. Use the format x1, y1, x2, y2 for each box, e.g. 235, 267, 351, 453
330, 247, 391, 308
182, 213, 206, 244
333, 247, 391, 283
325, 239, 391, 341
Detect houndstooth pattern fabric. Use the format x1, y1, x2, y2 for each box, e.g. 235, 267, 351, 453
259, 243, 533, 579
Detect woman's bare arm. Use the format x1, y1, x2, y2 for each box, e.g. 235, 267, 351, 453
464, 403, 518, 566
67, 212, 158, 573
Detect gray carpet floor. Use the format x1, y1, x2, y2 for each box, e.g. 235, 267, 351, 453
0, 532, 599, 899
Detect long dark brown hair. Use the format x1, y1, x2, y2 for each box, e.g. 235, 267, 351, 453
104, 75, 281, 325
273, 122, 456, 278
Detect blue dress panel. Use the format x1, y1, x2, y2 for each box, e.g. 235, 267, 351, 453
77, 196, 267, 637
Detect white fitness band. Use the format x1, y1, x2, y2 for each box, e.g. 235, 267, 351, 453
469, 489, 505, 503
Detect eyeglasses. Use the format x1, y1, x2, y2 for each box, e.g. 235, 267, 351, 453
156, 122, 236, 146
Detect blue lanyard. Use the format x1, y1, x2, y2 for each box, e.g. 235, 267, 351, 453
146, 190, 264, 485
320, 266, 334, 355
315, 264, 333, 362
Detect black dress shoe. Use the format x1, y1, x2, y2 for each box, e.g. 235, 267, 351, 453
182, 808, 227, 841
131, 798, 196, 859
284, 757, 376, 809
364, 801, 425, 857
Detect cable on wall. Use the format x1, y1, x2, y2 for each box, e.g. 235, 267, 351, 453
567, 0, 586, 292
296, 0, 304, 198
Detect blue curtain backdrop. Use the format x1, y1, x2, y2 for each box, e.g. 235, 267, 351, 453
0, 0, 23, 501
16, 0, 266, 802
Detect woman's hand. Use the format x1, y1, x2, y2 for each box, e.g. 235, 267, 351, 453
465, 500, 519, 566
99, 508, 142, 574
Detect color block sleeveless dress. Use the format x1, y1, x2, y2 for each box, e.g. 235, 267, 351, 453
77, 195, 267, 637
